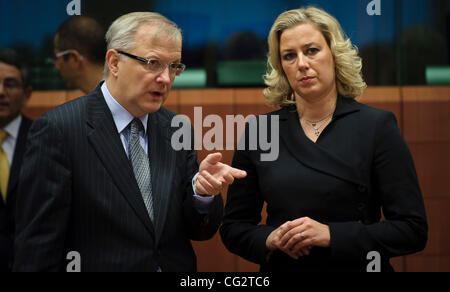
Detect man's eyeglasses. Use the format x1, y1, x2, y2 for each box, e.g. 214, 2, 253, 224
117, 51, 186, 76
47, 50, 83, 65
0, 78, 23, 93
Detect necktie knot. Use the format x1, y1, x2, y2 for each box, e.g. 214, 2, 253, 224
130, 118, 144, 137
0, 130, 8, 145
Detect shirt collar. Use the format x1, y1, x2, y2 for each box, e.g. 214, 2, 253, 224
101, 82, 148, 134
2, 114, 22, 140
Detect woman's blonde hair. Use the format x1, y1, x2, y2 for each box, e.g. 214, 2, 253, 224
263, 7, 367, 107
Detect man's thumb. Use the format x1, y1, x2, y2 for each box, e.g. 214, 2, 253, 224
206, 152, 222, 164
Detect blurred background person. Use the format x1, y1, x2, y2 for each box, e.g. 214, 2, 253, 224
220, 7, 428, 272
51, 15, 106, 94
0, 48, 33, 272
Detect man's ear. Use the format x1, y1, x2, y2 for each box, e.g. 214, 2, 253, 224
106, 49, 120, 77
24, 85, 32, 100
70, 50, 84, 69
19, 85, 32, 110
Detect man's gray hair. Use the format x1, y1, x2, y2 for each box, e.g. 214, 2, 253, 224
104, 12, 182, 77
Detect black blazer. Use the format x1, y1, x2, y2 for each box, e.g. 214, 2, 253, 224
0, 116, 32, 271
220, 96, 427, 272
13, 84, 223, 272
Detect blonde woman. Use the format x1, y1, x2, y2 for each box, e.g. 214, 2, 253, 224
220, 7, 427, 271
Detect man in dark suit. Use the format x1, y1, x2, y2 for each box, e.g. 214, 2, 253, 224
0, 49, 33, 271
13, 12, 246, 272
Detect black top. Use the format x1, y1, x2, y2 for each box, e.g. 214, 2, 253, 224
220, 96, 428, 272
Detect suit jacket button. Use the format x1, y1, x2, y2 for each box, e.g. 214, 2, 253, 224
358, 185, 367, 193
201, 215, 210, 226
358, 203, 365, 211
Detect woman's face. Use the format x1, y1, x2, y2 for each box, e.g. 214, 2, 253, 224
279, 22, 337, 101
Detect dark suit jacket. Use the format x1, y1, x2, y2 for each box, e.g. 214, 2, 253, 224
220, 96, 428, 272
0, 116, 32, 271
13, 84, 223, 272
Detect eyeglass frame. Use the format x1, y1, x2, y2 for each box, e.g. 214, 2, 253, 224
117, 50, 186, 76
47, 49, 83, 65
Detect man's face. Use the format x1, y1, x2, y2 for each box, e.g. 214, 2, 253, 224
0, 62, 31, 127
112, 24, 182, 117
53, 34, 79, 90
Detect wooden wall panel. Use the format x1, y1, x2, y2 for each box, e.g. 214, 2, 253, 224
21, 107, 54, 120
66, 90, 84, 102
192, 233, 236, 272
409, 144, 450, 199
405, 255, 450, 272
177, 89, 236, 272
358, 87, 402, 128
23, 91, 67, 119
177, 89, 236, 170
407, 144, 450, 272
404, 198, 450, 272
402, 87, 450, 143
421, 199, 450, 256
27, 91, 67, 106
163, 90, 179, 114
233, 89, 276, 115
177, 89, 235, 163
390, 257, 405, 272
400, 87, 450, 272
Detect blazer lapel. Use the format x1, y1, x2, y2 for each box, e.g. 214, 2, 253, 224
6, 116, 32, 199
147, 110, 176, 245
86, 86, 155, 235
279, 97, 366, 187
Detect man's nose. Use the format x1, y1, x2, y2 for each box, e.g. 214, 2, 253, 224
156, 66, 172, 84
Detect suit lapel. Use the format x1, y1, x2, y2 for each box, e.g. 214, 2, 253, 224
6, 116, 32, 199
147, 111, 176, 245
279, 97, 365, 187
86, 85, 155, 235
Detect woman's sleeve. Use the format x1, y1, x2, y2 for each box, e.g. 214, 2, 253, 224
329, 111, 428, 261
220, 124, 276, 265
